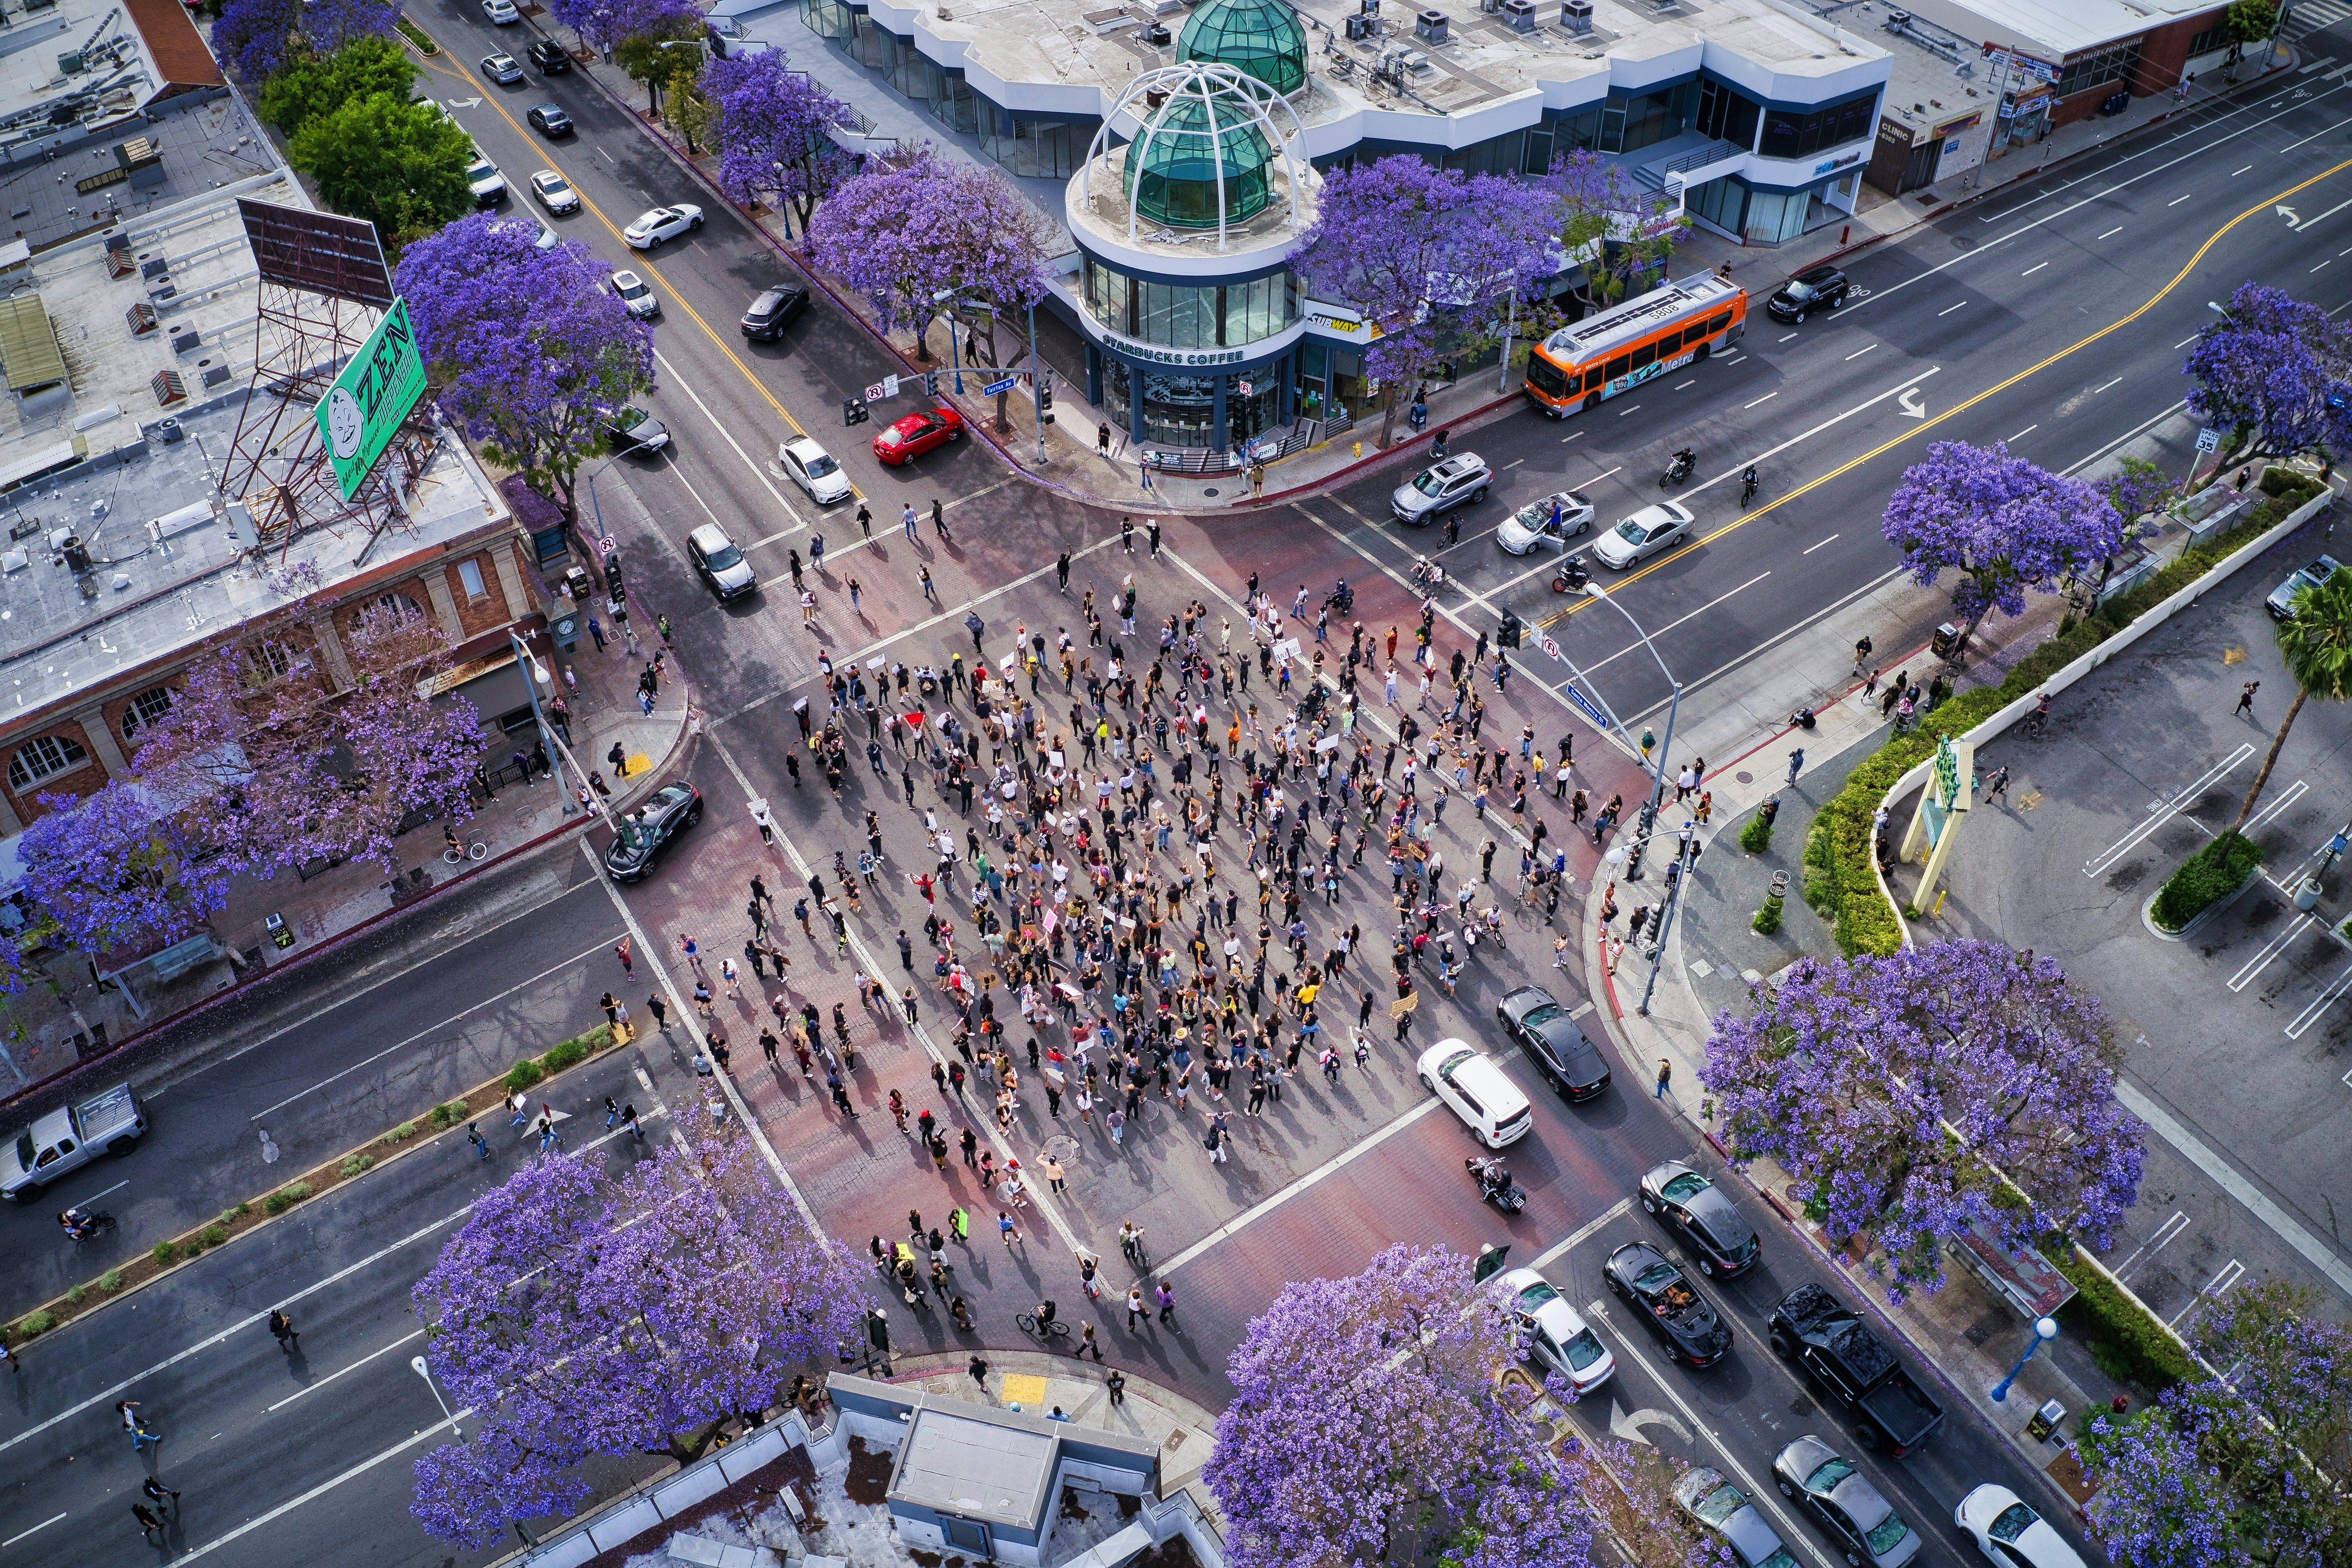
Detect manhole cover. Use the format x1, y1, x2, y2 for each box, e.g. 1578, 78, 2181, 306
1954, 234, 1979, 248
1735, 770, 1753, 784
1042, 1133, 1081, 1162
1203, 487, 1219, 496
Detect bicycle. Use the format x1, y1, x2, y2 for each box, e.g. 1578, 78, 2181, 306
1016, 1311, 1070, 1343
443, 837, 488, 864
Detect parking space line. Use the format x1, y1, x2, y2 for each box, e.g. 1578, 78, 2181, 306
2228, 911, 2318, 991
2245, 778, 2309, 839
2081, 745, 2255, 876
1529, 1197, 1633, 1272
2168, 1259, 2245, 1325
2113, 1210, 2190, 1280
2285, 956, 2352, 1038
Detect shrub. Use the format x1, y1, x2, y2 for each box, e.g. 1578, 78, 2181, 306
394, 16, 438, 52
285, 1181, 312, 1201
200, 1224, 228, 1247
2054, 1250, 2199, 1391
542, 1038, 590, 1073
15, 1311, 55, 1338
65, 1284, 84, 1305
181, 1240, 204, 1261
219, 1202, 250, 1225
505, 1057, 545, 1092
263, 1192, 291, 1215
153, 1241, 178, 1265
100, 1269, 122, 1292
1751, 892, 1783, 935
1739, 815, 1773, 854
386, 1121, 417, 1143
429, 1100, 466, 1128
1801, 817, 1835, 913
2151, 832, 2263, 931
340, 1154, 377, 1180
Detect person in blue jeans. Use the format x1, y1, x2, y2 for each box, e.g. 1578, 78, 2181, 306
1654, 1059, 1672, 1099
117, 1400, 158, 1451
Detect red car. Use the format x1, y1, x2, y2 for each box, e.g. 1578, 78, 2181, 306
872, 405, 963, 465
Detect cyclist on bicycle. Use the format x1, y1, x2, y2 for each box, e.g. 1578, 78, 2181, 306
1035, 1298, 1059, 1332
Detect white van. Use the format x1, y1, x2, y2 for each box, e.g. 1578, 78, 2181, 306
1418, 1038, 1533, 1148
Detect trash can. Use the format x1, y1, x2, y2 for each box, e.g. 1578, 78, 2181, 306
1930, 622, 1962, 659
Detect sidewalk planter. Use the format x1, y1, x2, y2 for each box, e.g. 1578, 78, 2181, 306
2143, 833, 2264, 938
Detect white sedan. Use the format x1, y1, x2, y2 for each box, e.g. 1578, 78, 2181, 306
1496, 490, 1595, 554
528, 169, 579, 214
1954, 1486, 2083, 1568
1496, 1266, 1614, 1393
1592, 500, 1694, 570
609, 270, 660, 321
482, 0, 519, 22
779, 437, 853, 505
623, 204, 704, 249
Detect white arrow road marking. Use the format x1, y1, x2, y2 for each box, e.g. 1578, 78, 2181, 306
1898, 387, 1927, 419
1608, 1400, 1694, 1446
2280, 203, 2303, 226
446, 96, 483, 108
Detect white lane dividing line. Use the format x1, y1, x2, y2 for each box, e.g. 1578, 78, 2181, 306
2168, 193, 2195, 206
2340, 244, 2352, 256
1586, 465, 1624, 486
2021, 261, 2050, 276
2317, 260, 2336, 273
2228, 911, 2319, 993
1617, 403, 1645, 416
249, 937, 619, 1120
64, 1176, 130, 1209
168, 1406, 479, 1565
2009, 424, 2040, 441
1683, 367, 1942, 502
1562, 429, 1586, 442
2093, 377, 2123, 394
2082, 744, 2256, 877
2176, 333, 2202, 348
1938, 301, 1967, 316
1844, 343, 1877, 360
266, 1330, 426, 1412
1529, 1197, 1633, 1272
2233, 163, 2256, 175
1672, 379, 1697, 390
2097, 225, 2124, 238
649, 346, 805, 531
1778, 331, 1799, 342
1576, 574, 1772, 680
1, 1514, 67, 1549
1801, 533, 1840, 554
1746, 391, 1779, 409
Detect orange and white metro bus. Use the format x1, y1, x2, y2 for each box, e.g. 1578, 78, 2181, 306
1521, 273, 1748, 418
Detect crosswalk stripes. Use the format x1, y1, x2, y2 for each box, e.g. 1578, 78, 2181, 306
2288, 0, 2352, 40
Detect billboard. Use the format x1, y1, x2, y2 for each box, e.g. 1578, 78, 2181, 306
315, 297, 429, 499
239, 199, 396, 309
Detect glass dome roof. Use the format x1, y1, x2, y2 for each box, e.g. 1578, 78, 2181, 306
1123, 86, 1276, 230
1177, 0, 1308, 98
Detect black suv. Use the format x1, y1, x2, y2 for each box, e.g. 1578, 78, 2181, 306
1766, 263, 1848, 323
527, 38, 572, 73
741, 285, 811, 340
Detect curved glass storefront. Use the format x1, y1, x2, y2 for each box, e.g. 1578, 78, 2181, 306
1080, 257, 1298, 348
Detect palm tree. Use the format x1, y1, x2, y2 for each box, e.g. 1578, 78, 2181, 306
2230, 565, 2352, 837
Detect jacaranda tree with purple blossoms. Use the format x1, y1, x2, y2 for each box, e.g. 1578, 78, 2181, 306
396, 213, 654, 525
213, 0, 303, 81
1880, 439, 2123, 658
2186, 280, 2352, 474
410, 1116, 867, 1549
704, 51, 851, 238
1544, 150, 1683, 315
1288, 155, 1558, 448
16, 782, 230, 959
1204, 1243, 1595, 1568
545, 0, 698, 62
1702, 940, 2144, 1300
2077, 1279, 2352, 1568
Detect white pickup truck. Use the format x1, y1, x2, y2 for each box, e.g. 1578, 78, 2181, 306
4, 1082, 146, 1200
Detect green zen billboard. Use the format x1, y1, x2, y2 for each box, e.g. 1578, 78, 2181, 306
315, 296, 429, 500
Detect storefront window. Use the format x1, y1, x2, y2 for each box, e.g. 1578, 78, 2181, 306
1229, 370, 1281, 441
1141, 371, 1216, 447
1740, 187, 1810, 245
1137, 279, 1220, 349
1080, 258, 1298, 347
1758, 92, 1879, 159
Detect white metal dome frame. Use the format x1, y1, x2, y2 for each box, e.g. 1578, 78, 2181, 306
1082, 61, 1308, 252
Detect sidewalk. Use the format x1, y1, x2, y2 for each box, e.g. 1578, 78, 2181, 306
0, 473, 694, 1106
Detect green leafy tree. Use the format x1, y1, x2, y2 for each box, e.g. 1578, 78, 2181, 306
257, 36, 415, 135
2230, 554, 2352, 836
660, 53, 711, 151
1547, 151, 1683, 315
616, 26, 701, 113
2223, 0, 2279, 76
287, 93, 471, 250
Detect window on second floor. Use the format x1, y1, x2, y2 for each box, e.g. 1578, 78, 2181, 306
9, 732, 90, 792
457, 559, 489, 600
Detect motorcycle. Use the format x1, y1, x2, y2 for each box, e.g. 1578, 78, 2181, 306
1660, 450, 1697, 488
1550, 556, 1591, 594
1465, 1157, 1526, 1216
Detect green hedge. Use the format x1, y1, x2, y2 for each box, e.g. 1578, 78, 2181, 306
2150, 832, 2263, 931
1812, 472, 2328, 953
2053, 1250, 2199, 1391
1739, 815, 1773, 854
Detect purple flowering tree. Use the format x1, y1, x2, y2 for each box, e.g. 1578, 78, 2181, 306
212, 0, 303, 80
1544, 150, 1684, 314
545, 0, 697, 62
303, 0, 400, 53
1701, 940, 2145, 1301
410, 1117, 868, 1549
705, 52, 851, 236
2077, 1279, 2352, 1568
2185, 281, 2352, 472
395, 213, 654, 525
1880, 440, 2123, 657
1288, 155, 1558, 447
16, 782, 230, 959
1204, 1243, 1595, 1568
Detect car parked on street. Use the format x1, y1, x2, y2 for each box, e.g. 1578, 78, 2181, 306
1674, 1469, 1798, 1568
1638, 1160, 1759, 1276
610, 269, 660, 321
1497, 1266, 1614, 1393
464, 154, 506, 207
873, 405, 964, 466
481, 52, 523, 84
1604, 1240, 1732, 1367
779, 437, 852, 504
482, 0, 519, 23
688, 522, 757, 601
527, 38, 572, 72
1593, 500, 1694, 569
741, 285, 810, 340
1390, 453, 1492, 524
2266, 554, 2340, 619
604, 782, 702, 882
1953, 1486, 2083, 1568
1496, 490, 1594, 554
527, 103, 573, 137
623, 204, 703, 248
603, 405, 668, 456
1773, 1436, 1923, 1568
1416, 1038, 1532, 1148
528, 169, 579, 214
1494, 985, 1611, 1100
1766, 263, 1849, 323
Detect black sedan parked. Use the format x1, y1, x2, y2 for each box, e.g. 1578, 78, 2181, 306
1605, 1240, 1733, 1368
604, 782, 701, 882
1495, 985, 1612, 1100
1639, 1160, 1761, 1277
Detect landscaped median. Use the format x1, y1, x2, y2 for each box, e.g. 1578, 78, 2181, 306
1, 1022, 623, 1351
1807, 466, 2331, 956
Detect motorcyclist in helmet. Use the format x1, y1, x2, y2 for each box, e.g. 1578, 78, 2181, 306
58, 1207, 93, 1240
1470, 1157, 1513, 1199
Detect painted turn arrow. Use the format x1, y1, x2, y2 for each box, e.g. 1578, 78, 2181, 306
447, 96, 484, 108
1898, 387, 1928, 420
1608, 1400, 1693, 1446
2278, 204, 2302, 227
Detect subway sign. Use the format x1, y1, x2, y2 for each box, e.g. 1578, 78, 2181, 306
315, 296, 429, 500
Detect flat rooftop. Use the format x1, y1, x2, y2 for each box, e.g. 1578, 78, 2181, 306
0, 0, 224, 177
889, 1406, 1061, 1529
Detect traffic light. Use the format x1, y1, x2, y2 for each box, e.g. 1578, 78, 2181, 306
842, 397, 867, 426
923, 371, 940, 399
1497, 611, 1522, 650
1037, 378, 1055, 425
603, 547, 625, 601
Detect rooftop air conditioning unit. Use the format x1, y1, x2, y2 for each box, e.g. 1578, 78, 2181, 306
1415, 8, 1448, 43
1503, 0, 1537, 28
1561, 0, 1592, 28
169, 323, 199, 354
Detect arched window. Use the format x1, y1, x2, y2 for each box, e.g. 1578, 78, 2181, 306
374, 591, 426, 622
121, 685, 175, 743
9, 733, 90, 792
242, 640, 293, 688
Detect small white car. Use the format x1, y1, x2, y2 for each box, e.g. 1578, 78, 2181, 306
1592, 500, 1694, 569
1954, 1486, 2084, 1568
529, 169, 579, 214
779, 438, 852, 505
1496, 1266, 1614, 1393
623, 204, 704, 248
609, 270, 660, 322
1496, 490, 1595, 554
464, 155, 506, 207
482, 0, 519, 23
1417, 1038, 1531, 1148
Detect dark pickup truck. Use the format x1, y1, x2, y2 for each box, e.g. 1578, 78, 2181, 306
1767, 1283, 1945, 1456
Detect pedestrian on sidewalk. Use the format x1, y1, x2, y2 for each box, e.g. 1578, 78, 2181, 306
588, 616, 606, 652
1126, 1286, 1146, 1331
1080, 1320, 1103, 1361
1155, 1280, 1177, 1329
2236, 680, 2259, 717
599, 990, 620, 1027
933, 498, 951, 541
858, 502, 873, 539
1785, 747, 1804, 787
919, 565, 936, 603
615, 936, 633, 977
1043, 1154, 1067, 1193
1654, 1058, 1672, 1099
269, 1309, 299, 1353
657, 613, 674, 648
1057, 552, 1072, 593
1986, 764, 2011, 803
968, 1354, 989, 1391
1106, 1369, 1127, 1406
903, 503, 919, 541
1852, 635, 1873, 677
999, 1211, 1020, 1248
609, 742, 629, 780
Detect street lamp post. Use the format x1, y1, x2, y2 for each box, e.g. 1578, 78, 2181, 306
1580, 583, 1682, 880
1028, 299, 1047, 467
411, 1354, 461, 1436
1636, 830, 1701, 1017
1990, 1316, 2061, 1403
509, 628, 582, 816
